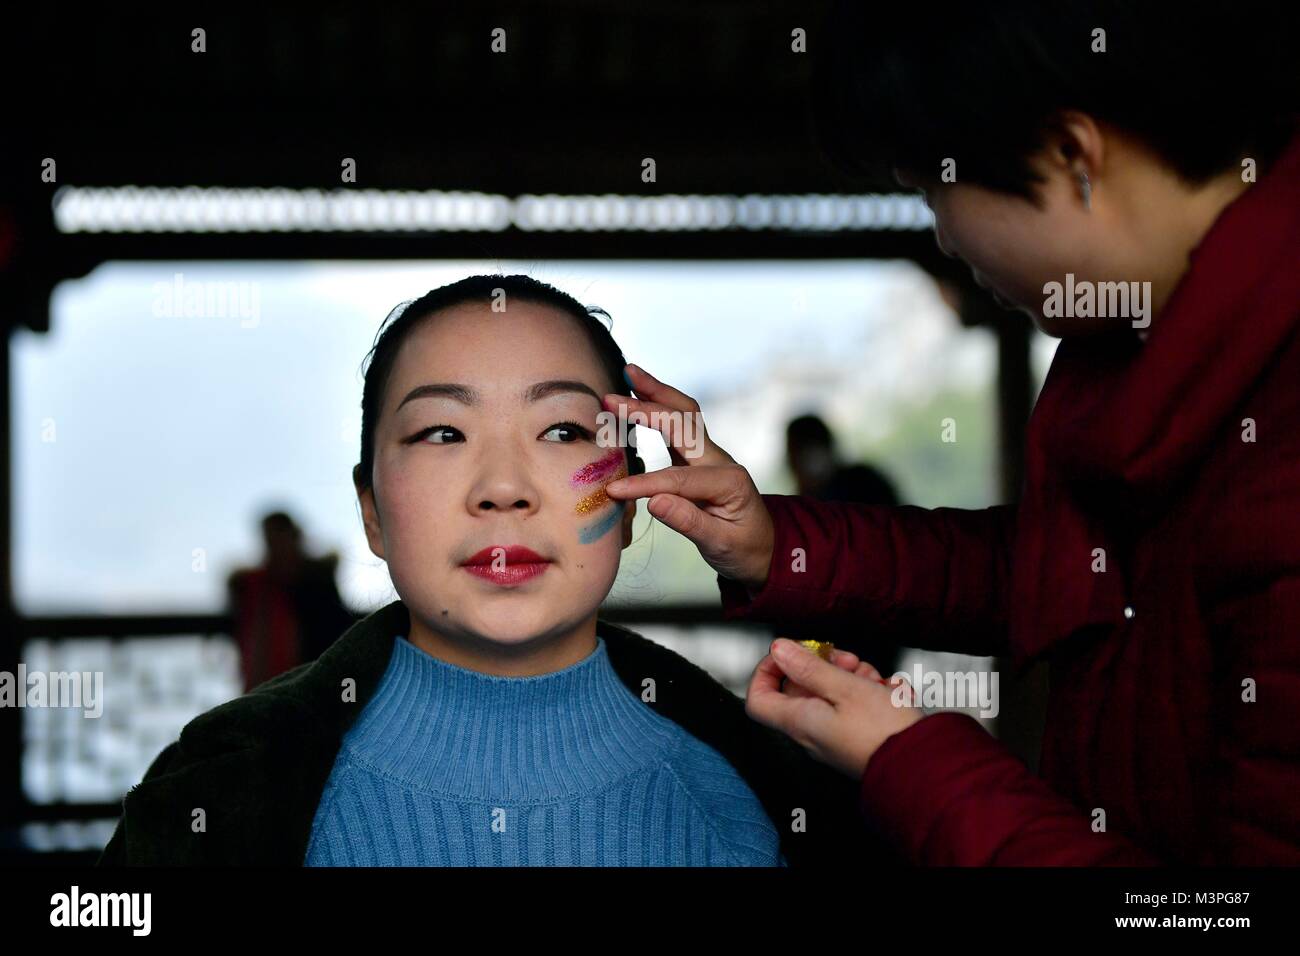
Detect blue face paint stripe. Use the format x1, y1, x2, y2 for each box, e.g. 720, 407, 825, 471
578, 500, 625, 544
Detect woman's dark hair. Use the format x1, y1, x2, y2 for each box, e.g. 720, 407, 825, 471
354, 274, 645, 497
809, 0, 1299, 201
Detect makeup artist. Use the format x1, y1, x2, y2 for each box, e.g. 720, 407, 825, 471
602, 1, 1300, 864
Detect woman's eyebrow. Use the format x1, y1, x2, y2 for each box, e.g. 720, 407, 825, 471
525, 380, 601, 403
395, 380, 600, 411
396, 383, 477, 409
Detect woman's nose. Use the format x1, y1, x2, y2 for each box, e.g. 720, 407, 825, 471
472, 485, 536, 514
474, 495, 533, 513
468, 462, 540, 515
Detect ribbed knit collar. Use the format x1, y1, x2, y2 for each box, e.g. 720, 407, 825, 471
338, 633, 680, 801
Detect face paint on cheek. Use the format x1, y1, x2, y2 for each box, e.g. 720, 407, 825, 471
570, 448, 625, 487
572, 449, 629, 544
578, 499, 626, 544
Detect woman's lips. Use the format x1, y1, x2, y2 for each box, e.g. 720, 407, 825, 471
460, 545, 551, 587
463, 563, 549, 586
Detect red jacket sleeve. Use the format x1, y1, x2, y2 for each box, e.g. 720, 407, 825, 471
859, 715, 1159, 865
717, 494, 1017, 659
858, 444, 1300, 865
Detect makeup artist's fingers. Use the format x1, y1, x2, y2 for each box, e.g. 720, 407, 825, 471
604, 463, 741, 506
764, 643, 891, 704
850, 659, 904, 692
605, 366, 733, 468
604, 462, 776, 588
830, 648, 861, 671
754, 650, 883, 702
778, 644, 874, 679
748, 644, 925, 779
748, 641, 879, 723
623, 364, 699, 414
769, 638, 862, 706
786, 648, 862, 697
846, 657, 884, 683
600, 393, 732, 467
783, 680, 815, 699
752, 651, 834, 706
745, 654, 837, 738
749, 651, 788, 697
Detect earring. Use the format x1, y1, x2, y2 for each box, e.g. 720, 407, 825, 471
1078, 170, 1092, 210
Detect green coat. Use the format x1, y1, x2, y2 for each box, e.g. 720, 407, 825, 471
97, 599, 893, 866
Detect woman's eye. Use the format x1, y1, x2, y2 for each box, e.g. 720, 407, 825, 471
416, 424, 463, 444
541, 422, 593, 443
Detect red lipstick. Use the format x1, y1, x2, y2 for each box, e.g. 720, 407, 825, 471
460, 545, 551, 587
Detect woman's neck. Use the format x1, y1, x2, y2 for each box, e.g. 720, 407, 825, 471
1135, 163, 1254, 330
406, 610, 600, 677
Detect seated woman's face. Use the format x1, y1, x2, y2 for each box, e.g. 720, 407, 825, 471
359, 299, 634, 647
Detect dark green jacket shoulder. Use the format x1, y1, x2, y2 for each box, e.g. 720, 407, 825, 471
97, 599, 893, 867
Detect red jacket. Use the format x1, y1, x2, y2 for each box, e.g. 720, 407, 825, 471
719, 130, 1300, 865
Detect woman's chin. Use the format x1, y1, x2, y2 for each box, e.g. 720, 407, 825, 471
461, 607, 587, 647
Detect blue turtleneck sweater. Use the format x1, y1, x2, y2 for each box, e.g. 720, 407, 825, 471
303, 633, 785, 866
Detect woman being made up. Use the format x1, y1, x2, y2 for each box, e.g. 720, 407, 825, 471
603, 2, 1300, 863
98, 275, 886, 867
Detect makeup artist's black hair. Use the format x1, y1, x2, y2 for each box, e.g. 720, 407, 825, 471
809, 0, 1299, 201
353, 274, 646, 497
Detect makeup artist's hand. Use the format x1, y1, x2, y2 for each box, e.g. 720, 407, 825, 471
602, 364, 775, 591
746, 638, 923, 780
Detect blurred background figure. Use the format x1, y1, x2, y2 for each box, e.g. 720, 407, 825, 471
783, 414, 901, 676
786, 414, 899, 506
226, 511, 355, 692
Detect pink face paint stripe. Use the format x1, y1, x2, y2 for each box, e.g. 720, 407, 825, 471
570, 449, 625, 487
574, 463, 627, 515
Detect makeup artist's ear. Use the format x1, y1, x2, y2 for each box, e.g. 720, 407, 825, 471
1042, 109, 1107, 204
354, 463, 387, 560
